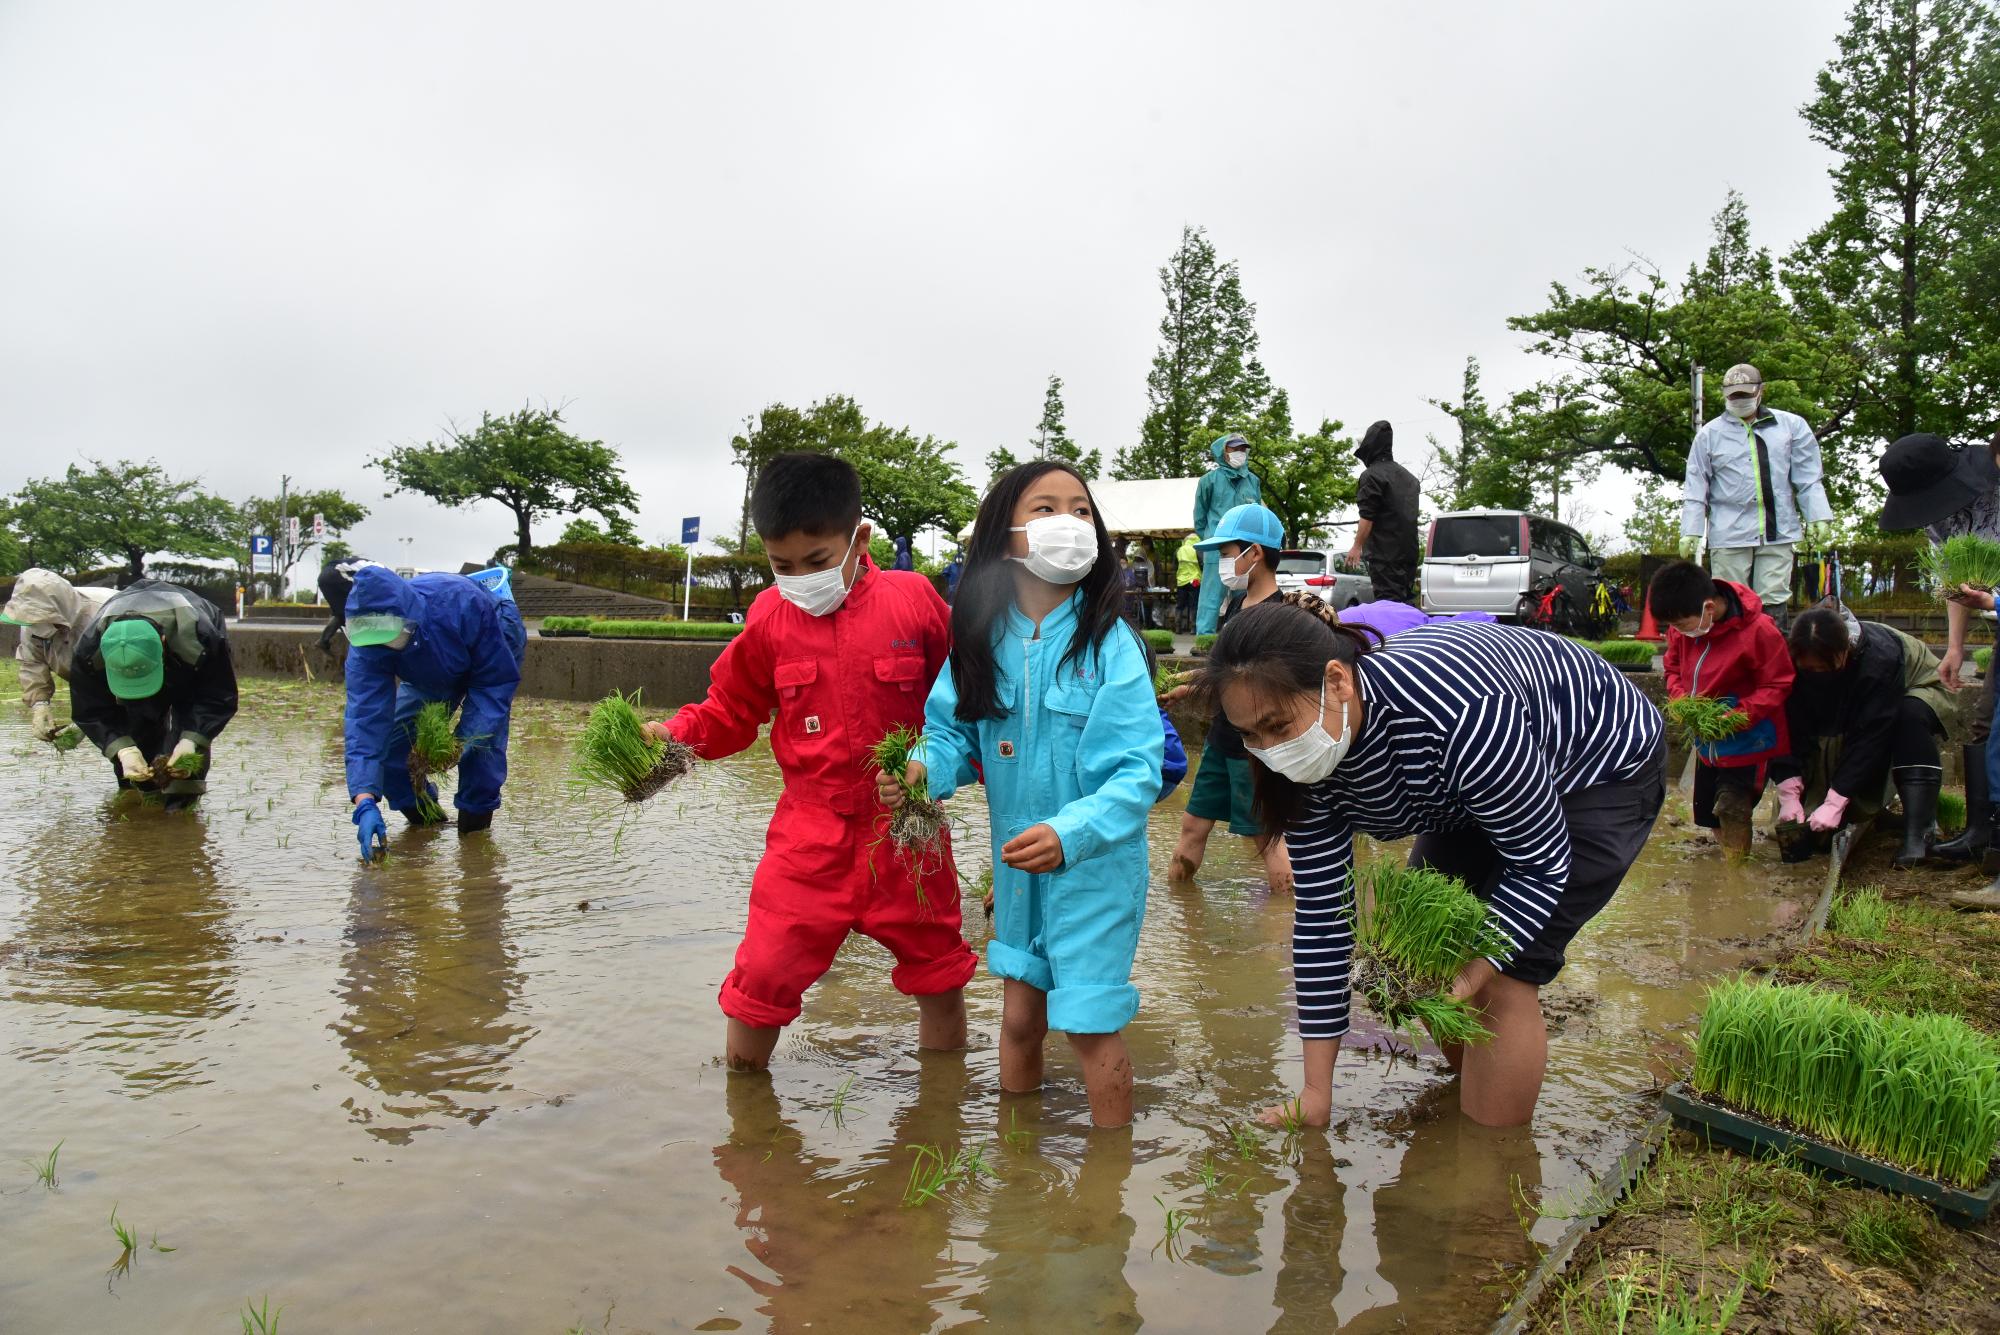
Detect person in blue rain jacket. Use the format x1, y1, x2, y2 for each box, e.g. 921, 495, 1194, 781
880, 460, 1162, 1129
1192, 433, 1262, 635
343, 565, 527, 856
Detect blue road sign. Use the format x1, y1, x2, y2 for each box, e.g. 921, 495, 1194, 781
681, 516, 700, 544
250, 535, 273, 556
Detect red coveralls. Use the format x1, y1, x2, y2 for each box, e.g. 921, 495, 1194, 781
667, 557, 976, 1029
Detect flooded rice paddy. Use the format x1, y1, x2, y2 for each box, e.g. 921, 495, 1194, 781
0, 674, 1822, 1333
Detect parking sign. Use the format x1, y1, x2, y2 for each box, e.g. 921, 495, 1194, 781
251, 535, 273, 556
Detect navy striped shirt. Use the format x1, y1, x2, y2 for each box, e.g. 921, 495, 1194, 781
1285, 621, 1664, 1040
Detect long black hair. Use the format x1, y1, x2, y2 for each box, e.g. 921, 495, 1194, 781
949, 460, 1132, 721
1195, 593, 1378, 834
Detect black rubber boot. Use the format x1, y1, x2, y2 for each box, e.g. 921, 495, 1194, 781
457, 809, 493, 836
1892, 767, 1941, 869
1934, 744, 1991, 862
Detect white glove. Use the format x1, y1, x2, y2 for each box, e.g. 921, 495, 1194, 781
29, 702, 56, 742
117, 747, 153, 783
1677, 533, 1703, 560
169, 738, 199, 767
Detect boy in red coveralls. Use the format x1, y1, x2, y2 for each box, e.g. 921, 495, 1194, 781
650, 452, 976, 1070
1647, 559, 1795, 856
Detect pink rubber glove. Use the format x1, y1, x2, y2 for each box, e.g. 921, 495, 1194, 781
1807, 790, 1848, 834
1776, 777, 1805, 825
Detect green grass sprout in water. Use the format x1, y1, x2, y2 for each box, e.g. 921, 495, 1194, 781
240, 1295, 282, 1334
22, 1139, 60, 1188
868, 725, 950, 899
1691, 977, 2000, 1189
1663, 694, 1750, 744
1918, 532, 2000, 596
574, 691, 695, 802
1351, 863, 1514, 1048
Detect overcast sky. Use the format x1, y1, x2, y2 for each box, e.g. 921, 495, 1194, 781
0, 1, 1848, 579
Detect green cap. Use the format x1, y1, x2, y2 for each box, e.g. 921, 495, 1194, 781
346, 612, 409, 647
101, 619, 165, 700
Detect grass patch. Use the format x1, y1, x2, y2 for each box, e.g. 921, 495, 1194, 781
1691, 977, 2000, 1188
1825, 886, 1889, 940
1774, 892, 2000, 1034
1663, 694, 1749, 744
1839, 1195, 1936, 1274
587, 619, 742, 641
539, 615, 595, 633
1587, 638, 1657, 666
866, 725, 949, 902
1918, 532, 2000, 595
1141, 628, 1175, 654
1350, 863, 1512, 1048
574, 691, 695, 802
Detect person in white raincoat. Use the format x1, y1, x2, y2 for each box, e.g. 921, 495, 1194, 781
1, 569, 113, 740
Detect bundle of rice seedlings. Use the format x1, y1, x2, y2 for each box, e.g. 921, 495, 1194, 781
1692, 977, 2000, 1189
1918, 533, 2000, 596
1141, 629, 1175, 655
1350, 863, 1514, 1048
574, 690, 695, 802
167, 750, 205, 779
1938, 791, 1967, 836
1153, 664, 1187, 697
1663, 694, 1749, 744
50, 724, 83, 752
869, 725, 950, 892
1589, 639, 1657, 667
407, 702, 463, 822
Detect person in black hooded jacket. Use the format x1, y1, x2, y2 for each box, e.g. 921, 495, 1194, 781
1345, 420, 1420, 604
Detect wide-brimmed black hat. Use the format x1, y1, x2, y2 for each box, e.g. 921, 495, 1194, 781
1878, 433, 1998, 531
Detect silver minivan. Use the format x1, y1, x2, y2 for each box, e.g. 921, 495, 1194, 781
1272, 549, 1374, 607
1421, 509, 1603, 622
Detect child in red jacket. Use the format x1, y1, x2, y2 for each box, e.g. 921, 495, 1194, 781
1647, 560, 1795, 855
649, 452, 976, 1071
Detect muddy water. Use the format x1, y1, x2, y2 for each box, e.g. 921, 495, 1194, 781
0, 680, 1819, 1334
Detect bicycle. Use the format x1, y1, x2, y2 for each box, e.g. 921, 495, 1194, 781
1515, 578, 1573, 634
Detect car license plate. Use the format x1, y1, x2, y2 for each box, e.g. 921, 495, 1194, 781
1458, 565, 1490, 584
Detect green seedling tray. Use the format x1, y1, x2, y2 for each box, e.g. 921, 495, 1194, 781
536, 629, 590, 637
1661, 1082, 2000, 1228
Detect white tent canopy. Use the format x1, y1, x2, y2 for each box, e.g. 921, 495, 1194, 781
956, 476, 1201, 543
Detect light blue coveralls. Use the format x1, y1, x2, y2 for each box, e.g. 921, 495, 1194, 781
1193, 437, 1262, 635
920, 592, 1163, 1033
343, 566, 527, 814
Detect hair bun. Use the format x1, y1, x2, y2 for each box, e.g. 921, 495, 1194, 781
1278, 590, 1344, 631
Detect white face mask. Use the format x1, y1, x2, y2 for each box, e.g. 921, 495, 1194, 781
1727, 394, 1760, 420
1220, 549, 1257, 592
1010, 514, 1098, 585
773, 526, 861, 617
1225, 449, 1248, 468
1247, 680, 1351, 784
1679, 606, 1716, 639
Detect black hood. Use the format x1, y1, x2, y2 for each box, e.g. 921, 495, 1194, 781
1358, 420, 1394, 465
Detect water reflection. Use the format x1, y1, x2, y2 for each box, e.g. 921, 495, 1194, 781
6, 802, 235, 1091
1268, 1135, 1350, 1334
333, 836, 531, 1143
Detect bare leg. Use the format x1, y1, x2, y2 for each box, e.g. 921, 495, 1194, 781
1456, 974, 1547, 1127
916, 988, 967, 1052
1068, 1031, 1134, 1128
999, 979, 1049, 1093
1171, 812, 1216, 882
726, 1018, 782, 1072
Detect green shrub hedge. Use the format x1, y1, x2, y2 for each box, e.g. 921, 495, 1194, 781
588, 620, 744, 641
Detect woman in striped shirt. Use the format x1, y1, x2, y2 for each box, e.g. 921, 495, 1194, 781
1200, 596, 1665, 1127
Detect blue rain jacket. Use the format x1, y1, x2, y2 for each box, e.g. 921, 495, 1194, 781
1682, 406, 1832, 548
1194, 436, 1262, 635
921, 591, 1163, 1033
343, 567, 525, 812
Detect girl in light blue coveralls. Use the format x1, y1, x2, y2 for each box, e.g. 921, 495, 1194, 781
879, 461, 1162, 1127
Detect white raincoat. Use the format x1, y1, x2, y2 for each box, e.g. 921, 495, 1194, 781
3, 569, 114, 707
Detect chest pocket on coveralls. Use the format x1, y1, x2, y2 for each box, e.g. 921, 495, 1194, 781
774, 659, 820, 735
873, 654, 925, 705
1045, 681, 1096, 773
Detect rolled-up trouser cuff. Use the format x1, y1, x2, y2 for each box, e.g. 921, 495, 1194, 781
891, 942, 978, 998
717, 972, 801, 1030
1047, 982, 1139, 1035
985, 938, 1054, 992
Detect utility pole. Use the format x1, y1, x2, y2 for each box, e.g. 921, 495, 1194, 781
1691, 365, 1705, 435
277, 474, 291, 597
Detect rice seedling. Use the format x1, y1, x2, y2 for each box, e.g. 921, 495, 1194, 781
1141, 628, 1175, 655
1691, 977, 2000, 1188
822, 1074, 860, 1130
539, 615, 596, 634
1194, 633, 1217, 654
50, 723, 82, 752
1231, 1123, 1262, 1159
586, 619, 743, 641
1589, 639, 1658, 667
901, 1142, 991, 1208
1826, 886, 1889, 941
240, 1295, 283, 1334
1002, 1106, 1032, 1151
573, 691, 695, 802
1349, 863, 1513, 1048
1153, 664, 1187, 696
1918, 532, 2000, 595
148, 1230, 176, 1253
1938, 790, 1966, 835
404, 702, 463, 822
22, 1140, 60, 1188
1977, 646, 1994, 674
1152, 1195, 1191, 1261
1663, 694, 1750, 744
167, 750, 205, 779
110, 1203, 137, 1254
868, 725, 950, 898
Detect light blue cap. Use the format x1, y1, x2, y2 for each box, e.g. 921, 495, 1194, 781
1193, 503, 1285, 552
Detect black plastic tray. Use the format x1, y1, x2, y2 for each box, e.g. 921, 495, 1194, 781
1661, 1082, 2000, 1227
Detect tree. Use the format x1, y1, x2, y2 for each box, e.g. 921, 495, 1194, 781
845, 424, 979, 551
1223, 390, 1357, 544
1622, 476, 1682, 554
728, 397, 870, 547
10, 459, 238, 580
237, 487, 369, 585
375, 404, 641, 562
1118, 226, 1273, 479
556, 514, 639, 546
1787, 0, 2000, 444
987, 374, 1102, 485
